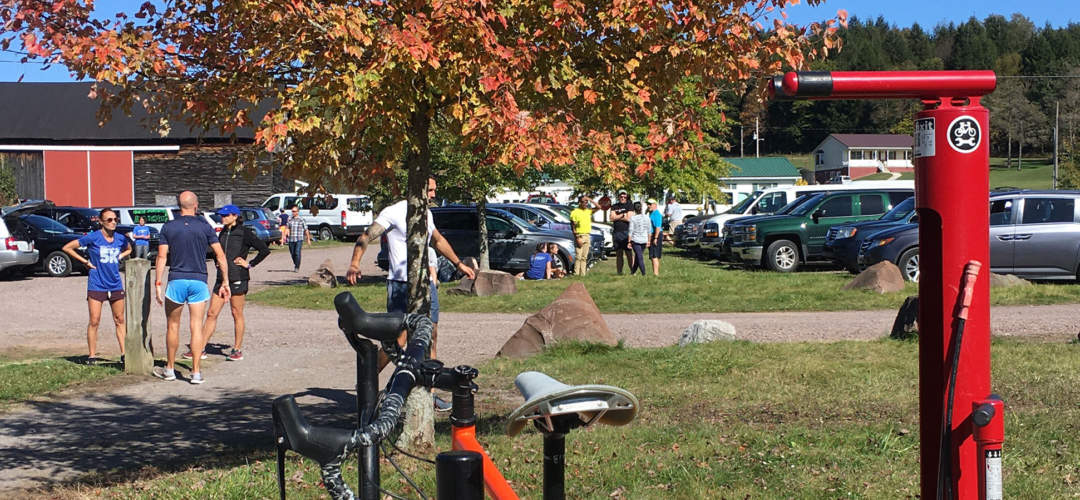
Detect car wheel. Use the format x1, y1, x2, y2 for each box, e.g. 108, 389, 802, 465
45, 251, 72, 277
765, 240, 799, 272
898, 247, 920, 283
318, 225, 334, 241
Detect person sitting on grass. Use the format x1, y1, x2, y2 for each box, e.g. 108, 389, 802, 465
547, 242, 566, 279
517, 242, 552, 280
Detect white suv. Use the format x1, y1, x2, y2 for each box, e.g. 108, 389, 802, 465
0, 203, 40, 277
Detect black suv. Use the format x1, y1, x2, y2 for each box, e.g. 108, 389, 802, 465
377, 207, 581, 274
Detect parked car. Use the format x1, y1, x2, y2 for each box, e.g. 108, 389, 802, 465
544, 204, 613, 254
860, 190, 1080, 282
109, 206, 174, 231
727, 188, 915, 272
823, 196, 918, 272
241, 206, 282, 243
0, 204, 39, 278
28, 204, 102, 234
673, 215, 706, 252
8, 214, 86, 277
262, 192, 373, 241
377, 207, 581, 274
491, 203, 606, 259
709, 193, 830, 262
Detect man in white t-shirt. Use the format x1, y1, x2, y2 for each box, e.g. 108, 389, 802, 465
345, 177, 475, 364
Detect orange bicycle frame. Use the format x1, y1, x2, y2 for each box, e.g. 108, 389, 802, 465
452, 424, 519, 500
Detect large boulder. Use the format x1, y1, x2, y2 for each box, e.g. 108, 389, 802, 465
678, 320, 736, 347
447, 269, 517, 296
497, 282, 614, 358
844, 261, 905, 294
307, 259, 338, 288
990, 272, 1030, 288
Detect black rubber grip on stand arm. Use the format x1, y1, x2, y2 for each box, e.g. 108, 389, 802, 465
334, 292, 405, 343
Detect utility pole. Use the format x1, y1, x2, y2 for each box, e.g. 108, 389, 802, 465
754, 117, 761, 158
1054, 101, 1060, 189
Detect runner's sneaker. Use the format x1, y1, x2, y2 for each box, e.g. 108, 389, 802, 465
190, 372, 204, 385
181, 350, 208, 360
226, 349, 244, 361
433, 395, 452, 412
153, 367, 176, 381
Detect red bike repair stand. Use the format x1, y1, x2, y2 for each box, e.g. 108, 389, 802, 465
771, 70, 1003, 500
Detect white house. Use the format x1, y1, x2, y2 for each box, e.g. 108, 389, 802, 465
812, 134, 913, 183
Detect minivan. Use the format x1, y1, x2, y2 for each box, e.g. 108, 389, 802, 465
262, 193, 373, 241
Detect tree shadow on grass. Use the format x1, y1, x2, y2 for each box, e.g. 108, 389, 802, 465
0, 386, 360, 492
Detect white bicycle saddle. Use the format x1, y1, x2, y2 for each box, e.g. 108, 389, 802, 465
506, 371, 639, 436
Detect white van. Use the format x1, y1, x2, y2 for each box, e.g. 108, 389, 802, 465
694, 180, 915, 251
262, 193, 374, 241
108, 206, 222, 234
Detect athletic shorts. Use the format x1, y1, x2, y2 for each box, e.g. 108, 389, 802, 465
87, 289, 125, 303
213, 278, 250, 296
649, 240, 663, 259
165, 279, 211, 304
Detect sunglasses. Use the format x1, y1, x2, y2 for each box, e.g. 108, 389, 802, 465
101, 217, 118, 222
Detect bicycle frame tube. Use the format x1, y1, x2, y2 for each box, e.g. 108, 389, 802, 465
452, 425, 519, 500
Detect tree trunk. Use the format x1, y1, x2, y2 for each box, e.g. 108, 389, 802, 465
1019, 121, 1024, 171
477, 198, 490, 270
402, 101, 435, 451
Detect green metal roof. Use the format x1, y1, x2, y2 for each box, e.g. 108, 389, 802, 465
723, 157, 800, 178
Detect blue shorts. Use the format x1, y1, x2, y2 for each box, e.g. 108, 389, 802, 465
165, 279, 211, 304
386, 279, 439, 323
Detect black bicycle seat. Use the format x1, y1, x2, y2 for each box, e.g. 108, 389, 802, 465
334, 292, 405, 343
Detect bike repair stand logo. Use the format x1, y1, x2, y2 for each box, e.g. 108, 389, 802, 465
947, 116, 981, 154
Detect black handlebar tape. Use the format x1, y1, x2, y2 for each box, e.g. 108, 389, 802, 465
334, 291, 405, 343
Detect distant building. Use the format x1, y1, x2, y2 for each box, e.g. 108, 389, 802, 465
812, 134, 914, 183
0, 82, 290, 208
721, 157, 802, 205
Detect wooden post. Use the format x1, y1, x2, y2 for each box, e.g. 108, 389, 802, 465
123, 258, 154, 375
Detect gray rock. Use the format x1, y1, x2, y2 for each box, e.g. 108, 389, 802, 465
989, 272, 1030, 288
498, 282, 614, 358
307, 259, 338, 288
844, 261, 905, 294
678, 320, 736, 347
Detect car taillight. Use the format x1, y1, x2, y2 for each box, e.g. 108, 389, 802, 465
3, 237, 16, 250
259, 220, 271, 229
341, 210, 347, 228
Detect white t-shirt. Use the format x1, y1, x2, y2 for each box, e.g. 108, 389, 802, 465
374, 200, 435, 282
665, 202, 684, 224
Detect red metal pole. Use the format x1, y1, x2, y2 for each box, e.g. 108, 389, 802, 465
769, 70, 997, 500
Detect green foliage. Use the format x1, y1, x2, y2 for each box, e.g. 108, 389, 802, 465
0, 158, 15, 206
1059, 148, 1080, 190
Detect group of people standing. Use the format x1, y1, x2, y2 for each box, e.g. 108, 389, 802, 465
609, 192, 666, 276
64, 191, 269, 385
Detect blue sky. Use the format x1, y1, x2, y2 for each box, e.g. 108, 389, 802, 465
1, 0, 1077, 82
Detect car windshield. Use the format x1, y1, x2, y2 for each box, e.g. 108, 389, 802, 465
22, 214, 72, 234
879, 196, 915, 221
726, 193, 761, 214
532, 205, 571, 223
789, 194, 827, 216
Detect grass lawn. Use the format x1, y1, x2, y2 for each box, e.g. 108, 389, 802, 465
248, 248, 1080, 314
0, 355, 122, 410
58, 338, 1080, 499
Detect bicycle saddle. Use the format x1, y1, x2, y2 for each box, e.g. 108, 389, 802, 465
506, 371, 639, 436
334, 292, 405, 343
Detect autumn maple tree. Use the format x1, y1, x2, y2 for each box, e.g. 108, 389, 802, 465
2, 0, 845, 310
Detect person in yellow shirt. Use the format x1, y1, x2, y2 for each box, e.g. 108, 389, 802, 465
569, 195, 597, 275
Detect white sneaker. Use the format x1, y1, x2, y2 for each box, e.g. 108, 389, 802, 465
154, 367, 176, 381
190, 372, 205, 385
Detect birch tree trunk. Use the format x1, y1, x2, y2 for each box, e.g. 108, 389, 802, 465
477, 198, 490, 270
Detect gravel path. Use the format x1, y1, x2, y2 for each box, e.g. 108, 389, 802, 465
0, 243, 1076, 492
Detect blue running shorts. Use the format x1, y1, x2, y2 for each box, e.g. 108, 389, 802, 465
165, 279, 211, 304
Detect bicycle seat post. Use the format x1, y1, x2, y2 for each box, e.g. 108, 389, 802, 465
355, 339, 381, 499
538, 415, 580, 500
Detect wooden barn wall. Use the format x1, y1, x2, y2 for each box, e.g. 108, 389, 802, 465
134, 145, 290, 207
0, 151, 45, 200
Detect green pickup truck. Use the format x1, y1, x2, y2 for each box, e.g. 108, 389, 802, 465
727, 189, 914, 272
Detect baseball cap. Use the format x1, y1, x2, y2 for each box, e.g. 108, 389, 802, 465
646, 198, 657, 205
216, 204, 240, 216
617, 190, 628, 195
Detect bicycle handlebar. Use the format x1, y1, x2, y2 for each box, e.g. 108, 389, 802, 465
334, 291, 407, 344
